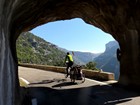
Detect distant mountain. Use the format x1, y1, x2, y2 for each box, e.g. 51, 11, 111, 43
72, 51, 101, 65
57, 47, 101, 65
94, 41, 120, 80
55, 47, 87, 65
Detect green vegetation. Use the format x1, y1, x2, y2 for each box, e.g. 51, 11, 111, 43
85, 61, 99, 71
16, 32, 66, 66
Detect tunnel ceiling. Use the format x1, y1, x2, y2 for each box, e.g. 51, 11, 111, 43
11, 0, 140, 41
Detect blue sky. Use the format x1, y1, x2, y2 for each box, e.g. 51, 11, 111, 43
31, 18, 115, 53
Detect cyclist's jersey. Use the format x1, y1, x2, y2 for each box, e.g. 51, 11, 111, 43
65, 54, 73, 63
68, 54, 73, 62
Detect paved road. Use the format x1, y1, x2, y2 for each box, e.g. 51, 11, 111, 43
19, 66, 140, 105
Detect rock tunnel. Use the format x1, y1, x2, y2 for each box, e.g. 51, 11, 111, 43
0, 0, 140, 104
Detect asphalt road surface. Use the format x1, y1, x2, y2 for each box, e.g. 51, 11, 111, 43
19, 66, 140, 105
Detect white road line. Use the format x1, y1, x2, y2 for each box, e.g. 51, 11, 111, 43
85, 78, 108, 85
19, 77, 30, 87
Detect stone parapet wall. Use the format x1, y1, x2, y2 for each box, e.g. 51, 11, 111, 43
19, 63, 114, 81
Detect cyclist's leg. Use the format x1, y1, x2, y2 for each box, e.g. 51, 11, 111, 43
68, 61, 73, 72
65, 62, 73, 78
70, 61, 74, 68
65, 63, 70, 78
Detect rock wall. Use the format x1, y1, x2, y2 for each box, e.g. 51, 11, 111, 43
0, 0, 140, 104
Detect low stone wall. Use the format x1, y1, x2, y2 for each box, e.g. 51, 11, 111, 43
19, 63, 115, 81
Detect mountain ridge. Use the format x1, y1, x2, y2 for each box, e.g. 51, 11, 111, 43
16, 32, 100, 66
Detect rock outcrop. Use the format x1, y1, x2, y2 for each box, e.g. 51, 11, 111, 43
0, 0, 140, 105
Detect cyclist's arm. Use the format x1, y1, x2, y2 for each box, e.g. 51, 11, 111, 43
64, 55, 68, 64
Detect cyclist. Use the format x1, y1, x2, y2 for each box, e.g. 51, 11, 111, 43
64, 52, 74, 78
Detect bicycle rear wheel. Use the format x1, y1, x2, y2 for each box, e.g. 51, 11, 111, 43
70, 70, 76, 83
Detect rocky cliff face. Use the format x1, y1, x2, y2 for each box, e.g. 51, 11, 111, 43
1, 0, 140, 105
94, 41, 120, 80
105, 41, 118, 52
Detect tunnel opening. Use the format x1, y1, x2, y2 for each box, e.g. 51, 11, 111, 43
16, 18, 120, 80
17, 18, 120, 104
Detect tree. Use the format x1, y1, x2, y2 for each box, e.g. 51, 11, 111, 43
85, 61, 98, 70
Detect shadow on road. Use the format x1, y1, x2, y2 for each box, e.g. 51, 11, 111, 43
29, 78, 67, 85
22, 84, 140, 105
52, 81, 77, 88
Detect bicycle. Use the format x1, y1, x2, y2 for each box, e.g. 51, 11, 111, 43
69, 65, 85, 83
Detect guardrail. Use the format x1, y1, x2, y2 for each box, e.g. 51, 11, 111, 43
19, 63, 115, 81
